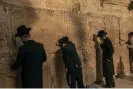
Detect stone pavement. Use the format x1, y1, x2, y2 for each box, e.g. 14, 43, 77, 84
115, 73, 133, 88
88, 74, 133, 88
115, 78, 133, 88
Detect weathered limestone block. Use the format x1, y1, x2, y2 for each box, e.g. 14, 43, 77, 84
102, 0, 130, 5
0, 0, 132, 88
0, 3, 16, 88
0, 76, 16, 88
104, 16, 119, 44
87, 14, 105, 32
3, 0, 41, 8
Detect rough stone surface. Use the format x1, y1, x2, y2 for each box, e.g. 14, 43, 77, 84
0, 0, 132, 88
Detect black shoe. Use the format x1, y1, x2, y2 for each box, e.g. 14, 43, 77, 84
112, 82, 116, 87
103, 85, 112, 88
112, 85, 115, 88
103, 85, 108, 88
95, 80, 104, 86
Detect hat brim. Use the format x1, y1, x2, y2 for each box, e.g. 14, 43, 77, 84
97, 32, 107, 37
62, 40, 70, 43
15, 28, 31, 37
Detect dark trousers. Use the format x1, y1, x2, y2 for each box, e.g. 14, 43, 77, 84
129, 50, 133, 72
105, 75, 115, 88
67, 67, 85, 88
21, 74, 43, 88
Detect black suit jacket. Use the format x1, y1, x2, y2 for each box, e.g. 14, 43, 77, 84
62, 42, 81, 71
101, 37, 114, 61
101, 37, 115, 76
12, 40, 47, 88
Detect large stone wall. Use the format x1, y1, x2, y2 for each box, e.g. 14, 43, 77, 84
0, 0, 133, 88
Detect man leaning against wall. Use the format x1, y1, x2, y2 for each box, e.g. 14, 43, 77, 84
11, 25, 47, 88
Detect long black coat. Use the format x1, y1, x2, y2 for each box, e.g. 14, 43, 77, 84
62, 42, 81, 72
12, 40, 47, 88
62, 42, 84, 88
101, 37, 115, 77
127, 39, 133, 71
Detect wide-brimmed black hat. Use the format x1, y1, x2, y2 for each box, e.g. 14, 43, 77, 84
128, 32, 133, 37
62, 36, 70, 43
15, 25, 31, 37
97, 30, 107, 37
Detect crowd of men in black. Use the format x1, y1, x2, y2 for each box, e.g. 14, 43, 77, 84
11, 25, 116, 88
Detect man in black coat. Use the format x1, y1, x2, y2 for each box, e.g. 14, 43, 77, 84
58, 37, 85, 88
97, 30, 115, 88
11, 25, 47, 88
127, 32, 133, 73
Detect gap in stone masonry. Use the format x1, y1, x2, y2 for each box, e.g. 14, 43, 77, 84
100, 0, 129, 8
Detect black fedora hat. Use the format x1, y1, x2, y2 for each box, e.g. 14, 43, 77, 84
97, 30, 107, 37
128, 32, 133, 37
15, 25, 31, 37
62, 36, 70, 43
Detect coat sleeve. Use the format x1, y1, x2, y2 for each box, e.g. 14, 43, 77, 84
42, 44, 47, 62
62, 48, 69, 69
107, 40, 114, 60
127, 44, 133, 48
12, 46, 25, 70
126, 40, 133, 49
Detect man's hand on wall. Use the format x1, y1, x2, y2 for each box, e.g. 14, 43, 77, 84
65, 69, 68, 73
